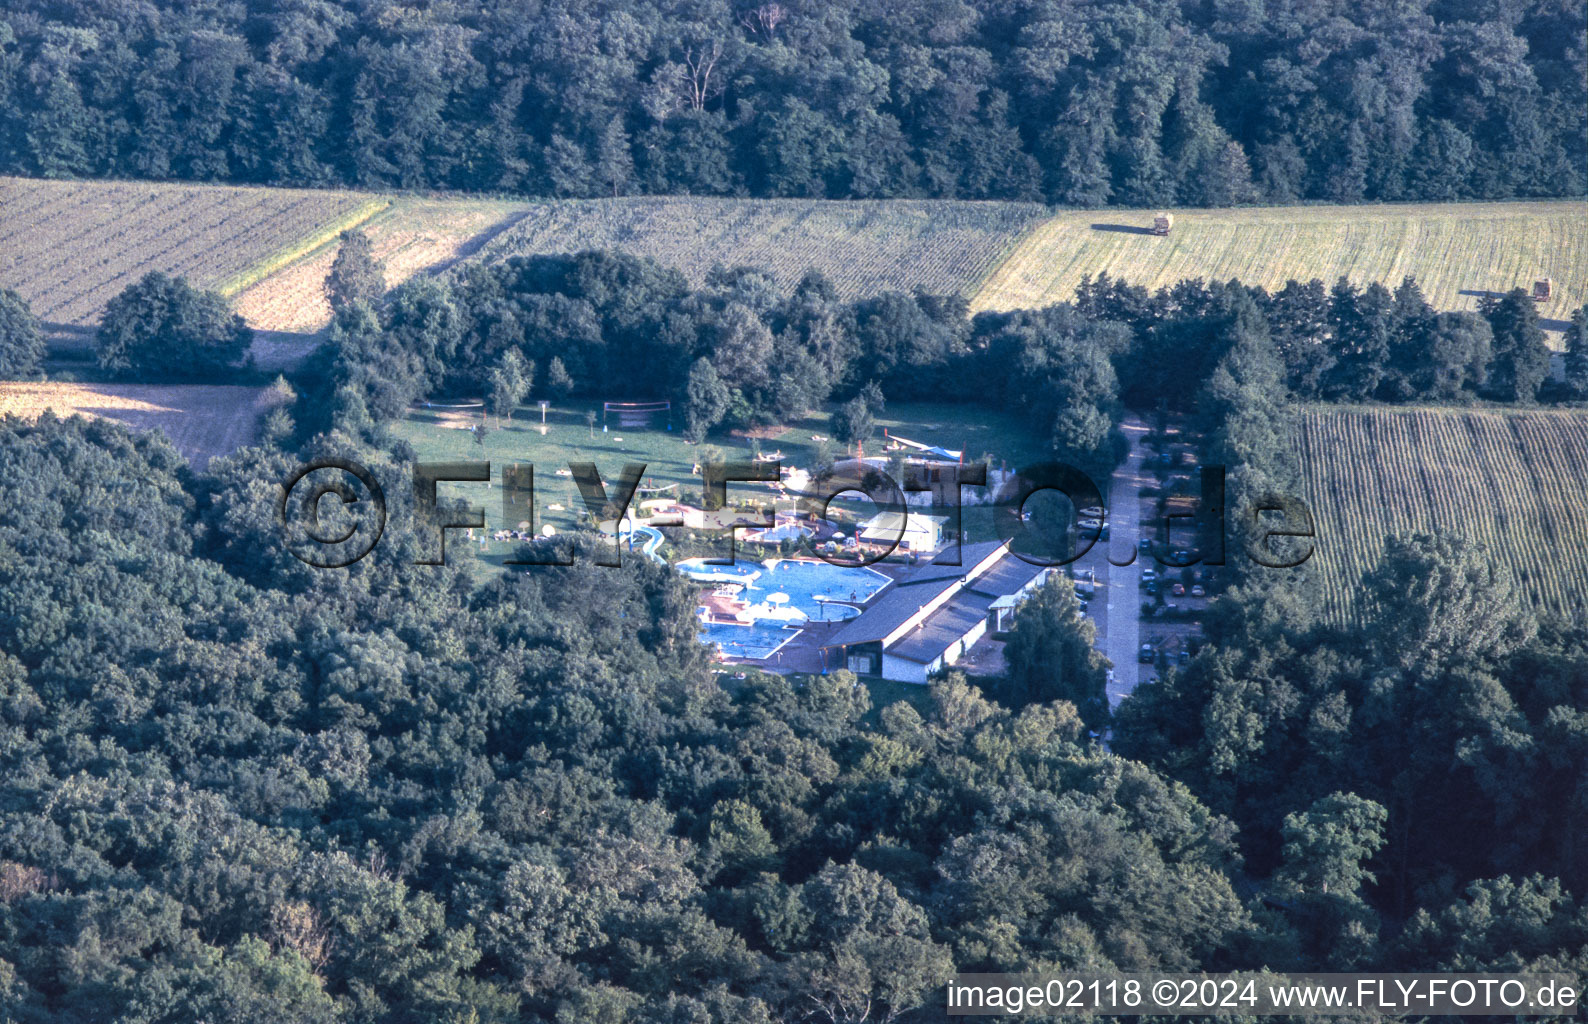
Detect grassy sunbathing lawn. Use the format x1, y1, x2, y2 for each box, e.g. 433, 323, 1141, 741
388, 398, 1051, 578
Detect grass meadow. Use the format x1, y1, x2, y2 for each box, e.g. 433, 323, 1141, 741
387, 398, 1050, 578
0, 381, 273, 468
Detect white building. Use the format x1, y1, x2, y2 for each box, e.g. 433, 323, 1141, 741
858, 511, 948, 553
822, 540, 1052, 683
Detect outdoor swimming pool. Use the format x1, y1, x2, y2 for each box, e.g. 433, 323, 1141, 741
678, 557, 891, 659
698, 620, 804, 660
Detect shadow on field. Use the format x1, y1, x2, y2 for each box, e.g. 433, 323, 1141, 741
250, 329, 324, 373
431, 209, 535, 274
42, 320, 96, 354
1090, 223, 1159, 235
1457, 291, 1571, 333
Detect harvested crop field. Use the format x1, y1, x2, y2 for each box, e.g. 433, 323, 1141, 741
0, 382, 272, 468
8, 174, 1584, 371
232, 198, 531, 334
0, 176, 381, 329
973, 201, 1588, 343
1295, 405, 1588, 625
468, 198, 1048, 299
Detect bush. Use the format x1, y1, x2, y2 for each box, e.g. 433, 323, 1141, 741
96, 272, 251, 380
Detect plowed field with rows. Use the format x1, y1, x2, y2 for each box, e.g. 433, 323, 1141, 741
469, 197, 1048, 299
0, 176, 380, 327
1296, 405, 1588, 624
4, 176, 1582, 368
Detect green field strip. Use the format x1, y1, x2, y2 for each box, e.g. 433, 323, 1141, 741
215, 196, 391, 297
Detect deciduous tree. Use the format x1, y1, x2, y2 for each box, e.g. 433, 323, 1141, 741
96, 272, 251, 380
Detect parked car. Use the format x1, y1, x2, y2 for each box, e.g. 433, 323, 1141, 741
1139, 643, 1154, 663
1177, 650, 1190, 665
1145, 580, 1158, 595
1081, 506, 1105, 518
1078, 517, 1102, 530
1141, 569, 1158, 585
1172, 583, 1186, 596
1139, 537, 1153, 553
1191, 585, 1205, 597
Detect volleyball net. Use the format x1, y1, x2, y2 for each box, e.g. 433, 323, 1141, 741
602, 400, 672, 429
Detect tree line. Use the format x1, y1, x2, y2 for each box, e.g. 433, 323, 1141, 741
0, 0, 1582, 205
2, 239, 1579, 489
306, 245, 1586, 480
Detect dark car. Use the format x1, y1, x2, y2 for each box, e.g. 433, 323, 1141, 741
1139, 643, 1154, 663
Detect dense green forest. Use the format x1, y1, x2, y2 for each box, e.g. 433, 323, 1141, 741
2, 250, 1588, 1018
0, 0, 1582, 204
308, 246, 1574, 471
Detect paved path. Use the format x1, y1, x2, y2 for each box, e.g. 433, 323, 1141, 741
1098, 415, 1150, 707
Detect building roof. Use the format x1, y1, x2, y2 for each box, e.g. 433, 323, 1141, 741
858, 511, 948, 539
887, 594, 990, 664
964, 554, 1047, 598
821, 540, 1051, 657
902, 541, 1006, 583
861, 511, 949, 529
823, 541, 1012, 650
822, 574, 960, 647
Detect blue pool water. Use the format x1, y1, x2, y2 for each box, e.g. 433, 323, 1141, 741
677, 557, 889, 618
699, 620, 803, 660
678, 557, 890, 659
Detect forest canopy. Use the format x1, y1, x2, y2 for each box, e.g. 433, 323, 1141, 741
1, 250, 1588, 1016
0, 0, 1581, 204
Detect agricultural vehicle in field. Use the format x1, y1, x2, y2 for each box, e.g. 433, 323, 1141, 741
1533, 278, 1552, 302
1152, 212, 1173, 235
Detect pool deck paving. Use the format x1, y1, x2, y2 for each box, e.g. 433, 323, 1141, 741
722, 617, 846, 674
